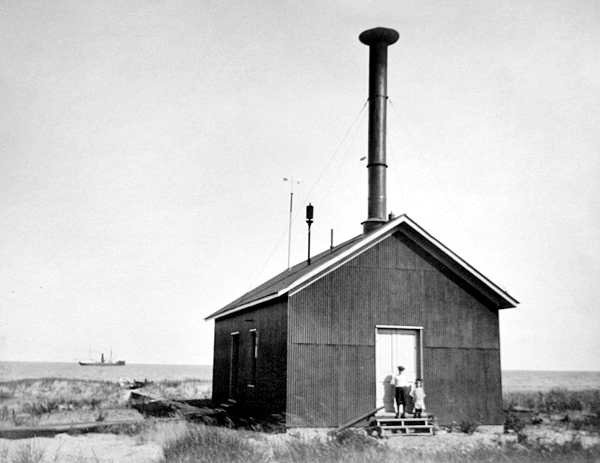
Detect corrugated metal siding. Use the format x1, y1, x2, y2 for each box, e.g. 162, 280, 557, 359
287, 343, 374, 427
212, 320, 231, 403
212, 299, 288, 416
287, 231, 503, 426
484, 348, 504, 421
423, 272, 499, 349
290, 245, 498, 349
288, 344, 336, 426
424, 347, 503, 424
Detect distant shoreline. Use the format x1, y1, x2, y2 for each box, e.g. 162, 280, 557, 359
0, 360, 214, 367
1, 361, 598, 372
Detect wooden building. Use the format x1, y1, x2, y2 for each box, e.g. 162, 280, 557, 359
205, 27, 518, 428
205, 214, 518, 427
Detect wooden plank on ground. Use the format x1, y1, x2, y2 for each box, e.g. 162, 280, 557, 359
332, 406, 384, 434
0, 419, 147, 440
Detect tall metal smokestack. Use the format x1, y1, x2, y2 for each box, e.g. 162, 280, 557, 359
359, 27, 399, 234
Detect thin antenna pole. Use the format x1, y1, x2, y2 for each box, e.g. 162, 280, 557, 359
288, 186, 293, 270
283, 177, 300, 271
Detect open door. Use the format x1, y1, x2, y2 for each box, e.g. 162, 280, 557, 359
375, 327, 421, 414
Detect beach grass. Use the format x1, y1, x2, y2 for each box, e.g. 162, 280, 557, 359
153, 387, 600, 463
156, 422, 600, 463
161, 424, 267, 463
0, 377, 210, 427
0, 378, 126, 427
2, 380, 600, 462
504, 388, 600, 415
0, 440, 46, 463
503, 388, 600, 433
142, 379, 211, 401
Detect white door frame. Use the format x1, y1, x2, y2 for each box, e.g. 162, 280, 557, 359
375, 325, 423, 413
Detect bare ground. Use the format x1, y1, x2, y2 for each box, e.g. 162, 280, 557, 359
2, 415, 599, 462
1, 433, 163, 463
0, 407, 188, 463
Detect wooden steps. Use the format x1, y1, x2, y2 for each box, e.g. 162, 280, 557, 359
371, 416, 434, 436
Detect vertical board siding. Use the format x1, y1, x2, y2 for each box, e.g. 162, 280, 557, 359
286, 231, 504, 426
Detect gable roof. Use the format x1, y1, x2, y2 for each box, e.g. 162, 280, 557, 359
205, 214, 518, 321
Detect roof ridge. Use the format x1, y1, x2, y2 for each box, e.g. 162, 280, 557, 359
205, 214, 518, 321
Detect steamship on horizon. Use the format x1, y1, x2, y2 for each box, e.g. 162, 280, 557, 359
78, 351, 125, 366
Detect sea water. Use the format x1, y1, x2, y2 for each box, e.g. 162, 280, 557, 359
502, 370, 600, 392
0, 361, 212, 383
1, 362, 599, 392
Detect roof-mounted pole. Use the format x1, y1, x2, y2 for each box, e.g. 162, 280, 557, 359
283, 177, 300, 271
306, 204, 314, 265
359, 27, 399, 234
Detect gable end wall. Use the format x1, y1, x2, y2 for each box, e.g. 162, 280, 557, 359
287, 231, 503, 426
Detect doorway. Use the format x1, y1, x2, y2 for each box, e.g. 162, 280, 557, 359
375, 327, 422, 414
229, 332, 240, 401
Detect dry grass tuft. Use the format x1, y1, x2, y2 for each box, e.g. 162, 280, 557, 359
504, 388, 600, 415
3, 441, 45, 463
160, 423, 267, 463
143, 379, 212, 401
0, 378, 127, 427
156, 422, 600, 463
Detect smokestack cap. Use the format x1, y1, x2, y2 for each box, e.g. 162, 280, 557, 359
359, 27, 399, 46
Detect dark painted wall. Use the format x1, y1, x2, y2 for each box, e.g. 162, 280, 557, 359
287, 231, 503, 426
425, 347, 503, 424
212, 299, 288, 416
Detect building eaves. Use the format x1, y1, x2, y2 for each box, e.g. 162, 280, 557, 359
204, 214, 518, 321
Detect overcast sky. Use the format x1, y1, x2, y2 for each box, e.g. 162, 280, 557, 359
1, 0, 598, 370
